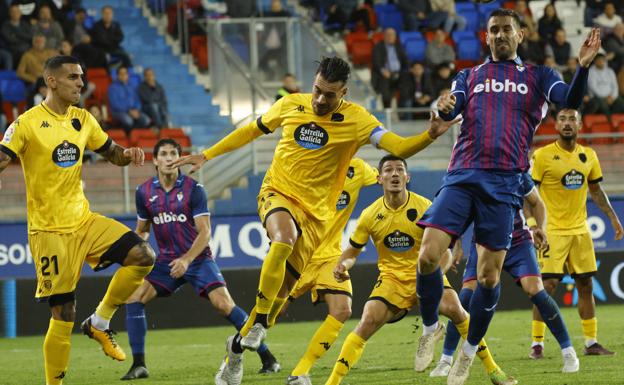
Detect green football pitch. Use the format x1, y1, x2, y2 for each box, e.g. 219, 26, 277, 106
2, 305, 623, 384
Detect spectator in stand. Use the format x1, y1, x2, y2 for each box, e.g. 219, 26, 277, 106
399, 61, 433, 120
108, 66, 149, 133
544, 55, 564, 78
27, 77, 47, 108
585, 0, 607, 27
604, 23, 624, 72
429, 0, 466, 33
425, 29, 455, 68
89, 104, 110, 131
562, 57, 579, 83
429, 62, 453, 101
91, 5, 132, 67
1, 4, 33, 67
538, 4, 563, 43
546, 28, 572, 67
397, 0, 430, 32
0, 36, 12, 70
67, 7, 90, 45
138, 68, 170, 129
72, 34, 108, 69
324, 3, 348, 34
12, 0, 38, 22
16, 34, 58, 87
225, 0, 257, 17
32, 4, 65, 50
515, 0, 536, 36
371, 27, 409, 108
518, 28, 547, 65
594, 2, 622, 34
349, 1, 374, 32
585, 52, 624, 115
275, 73, 300, 100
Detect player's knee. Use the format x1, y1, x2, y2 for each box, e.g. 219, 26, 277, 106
212, 295, 235, 316
439, 301, 464, 324
330, 304, 352, 323
418, 244, 442, 271
357, 315, 382, 335
49, 294, 76, 322
543, 279, 558, 294
476, 271, 500, 288
126, 242, 156, 267
271, 231, 297, 247
575, 277, 593, 295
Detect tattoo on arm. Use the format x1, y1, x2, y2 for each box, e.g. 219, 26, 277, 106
589, 183, 617, 220
99, 142, 130, 166
0, 151, 12, 173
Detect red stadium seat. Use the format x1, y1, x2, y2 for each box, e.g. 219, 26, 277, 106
2, 101, 26, 123
86, 67, 108, 80
159, 128, 186, 138
583, 114, 608, 128
106, 128, 127, 141
90, 77, 112, 103
130, 128, 158, 146
137, 138, 159, 160
371, 31, 385, 44
344, 31, 369, 55
350, 40, 374, 65
454, 59, 477, 70
588, 122, 614, 144
609, 113, 624, 128
478, 29, 487, 48
503, 1, 515, 9
191, 36, 209, 70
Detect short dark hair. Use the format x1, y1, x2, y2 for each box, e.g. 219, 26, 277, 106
117, 66, 128, 75
378, 154, 407, 171
43, 55, 80, 72
489, 9, 522, 28
154, 138, 182, 158
316, 56, 350, 84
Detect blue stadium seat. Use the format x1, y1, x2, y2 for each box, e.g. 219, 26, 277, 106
457, 38, 481, 61
452, 30, 475, 43
400, 31, 423, 46
462, 10, 480, 31
478, 1, 502, 26
374, 4, 404, 32
0, 71, 17, 81
0, 79, 26, 103
455, 2, 477, 14
404, 39, 426, 62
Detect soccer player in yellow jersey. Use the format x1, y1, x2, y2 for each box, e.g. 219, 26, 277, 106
0, 56, 155, 385
530, 108, 623, 357
326, 155, 516, 385
173, 57, 459, 385
283, 157, 378, 385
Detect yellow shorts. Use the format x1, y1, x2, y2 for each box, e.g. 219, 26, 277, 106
538, 232, 597, 279
29, 213, 134, 300
257, 187, 327, 278
289, 256, 353, 304
368, 273, 452, 316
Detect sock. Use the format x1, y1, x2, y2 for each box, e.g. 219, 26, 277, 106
562, 346, 576, 357
44, 318, 73, 385
231, 333, 243, 354
125, 302, 147, 366
292, 315, 344, 376
423, 322, 439, 335
416, 268, 444, 328
467, 282, 500, 346
325, 332, 366, 385
530, 290, 571, 349
268, 296, 288, 328
440, 353, 453, 364
581, 317, 597, 347
96, 265, 153, 328
531, 320, 546, 346
226, 306, 269, 354
455, 317, 499, 373
256, 241, 294, 314
443, 287, 474, 356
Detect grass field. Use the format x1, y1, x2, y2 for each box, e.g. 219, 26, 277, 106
1, 305, 623, 385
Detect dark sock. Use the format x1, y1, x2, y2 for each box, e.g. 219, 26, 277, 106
232, 333, 244, 354
530, 290, 572, 349
416, 268, 444, 327
255, 313, 269, 328
226, 306, 269, 354
125, 302, 147, 364
467, 282, 500, 346
132, 353, 145, 368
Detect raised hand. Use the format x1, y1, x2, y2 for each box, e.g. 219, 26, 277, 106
428, 111, 462, 139
171, 154, 207, 174
436, 93, 456, 114
123, 147, 145, 166
578, 28, 602, 68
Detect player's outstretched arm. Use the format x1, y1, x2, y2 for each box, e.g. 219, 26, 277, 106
334, 245, 362, 282
97, 140, 145, 166
0, 151, 11, 190
169, 215, 211, 279
589, 182, 624, 240
377, 112, 461, 158
524, 188, 548, 249
172, 123, 265, 174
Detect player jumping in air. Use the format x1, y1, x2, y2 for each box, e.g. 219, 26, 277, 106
0, 55, 155, 385
121, 138, 280, 380
412, 8, 600, 384
530, 108, 623, 358
173, 56, 459, 385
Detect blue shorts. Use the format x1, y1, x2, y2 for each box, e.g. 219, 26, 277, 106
463, 240, 541, 283
145, 258, 226, 298
417, 169, 522, 250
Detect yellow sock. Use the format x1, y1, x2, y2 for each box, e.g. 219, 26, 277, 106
43, 318, 73, 385
581, 317, 597, 346
268, 296, 288, 327
292, 315, 344, 376
96, 265, 153, 321
325, 332, 366, 385
455, 318, 499, 374
256, 241, 293, 314
240, 307, 257, 337
532, 320, 546, 344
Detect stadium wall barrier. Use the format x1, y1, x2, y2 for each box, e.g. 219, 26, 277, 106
5, 250, 624, 336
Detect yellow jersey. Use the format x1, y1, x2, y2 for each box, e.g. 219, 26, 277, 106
0, 102, 110, 233
311, 158, 378, 263
350, 191, 432, 281
257, 93, 383, 221
531, 141, 603, 235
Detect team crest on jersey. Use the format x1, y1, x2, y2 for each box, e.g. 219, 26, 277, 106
294, 122, 329, 149
336, 191, 350, 210
406, 208, 418, 222
52, 140, 80, 168
177, 191, 184, 202
579, 153, 587, 163
561, 169, 584, 190
383, 230, 415, 252
516, 65, 525, 72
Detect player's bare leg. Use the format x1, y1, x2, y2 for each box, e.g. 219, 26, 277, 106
288, 293, 352, 385
575, 276, 614, 355
83, 242, 155, 361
